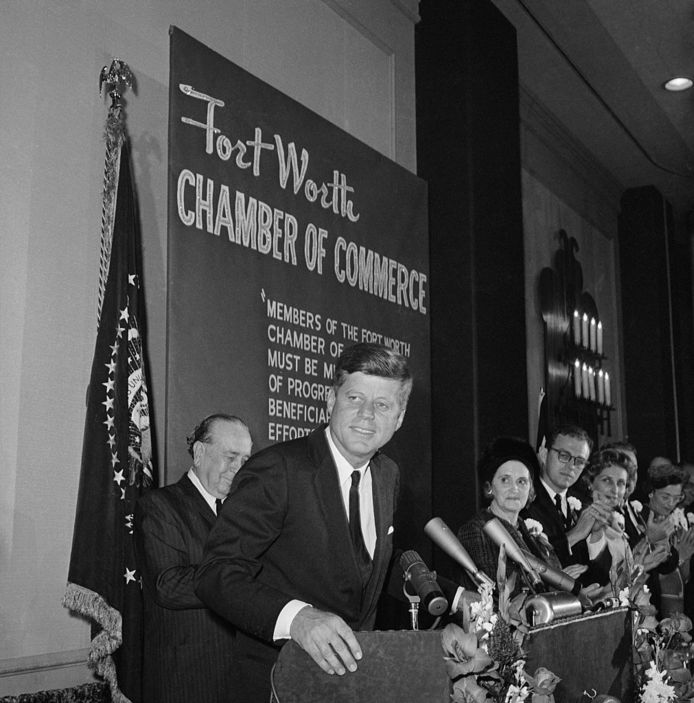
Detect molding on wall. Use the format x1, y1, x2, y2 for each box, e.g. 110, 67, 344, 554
0, 649, 89, 677
322, 0, 418, 170
390, 0, 421, 23
519, 84, 623, 238
0, 648, 96, 697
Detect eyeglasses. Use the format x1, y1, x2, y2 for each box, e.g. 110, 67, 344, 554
653, 489, 684, 505
549, 447, 588, 470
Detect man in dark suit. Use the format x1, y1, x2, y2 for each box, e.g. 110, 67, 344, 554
196, 343, 412, 703
523, 423, 610, 570
135, 413, 253, 703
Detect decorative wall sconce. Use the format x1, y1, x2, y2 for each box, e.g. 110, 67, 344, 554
539, 230, 613, 444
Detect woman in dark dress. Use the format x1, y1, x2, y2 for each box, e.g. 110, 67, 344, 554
457, 436, 562, 599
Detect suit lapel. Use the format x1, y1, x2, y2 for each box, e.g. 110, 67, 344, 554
309, 429, 361, 579
307, 428, 394, 610
177, 473, 216, 528
537, 482, 565, 531
362, 453, 392, 609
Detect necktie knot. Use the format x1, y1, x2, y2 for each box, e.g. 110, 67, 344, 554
554, 493, 563, 515
215, 498, 224, 516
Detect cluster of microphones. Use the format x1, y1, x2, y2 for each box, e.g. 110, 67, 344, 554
400, 516, 619, 623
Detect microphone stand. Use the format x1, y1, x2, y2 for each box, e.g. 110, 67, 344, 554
403, 582, 420, 630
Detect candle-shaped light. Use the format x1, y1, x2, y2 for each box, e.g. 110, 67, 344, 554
589, 367, 596, 401
573, 310, 581, 346
604, 372, 611, 406
597, 320, 603, 356
590, 317, 597, 352
574, 359, 582, 398
582, 363, 590, 399
597, 369, 605, 405
582, 313, 589, 349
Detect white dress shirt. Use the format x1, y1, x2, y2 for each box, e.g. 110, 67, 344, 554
187, 467, 223, 514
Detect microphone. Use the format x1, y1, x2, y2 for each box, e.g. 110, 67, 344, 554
424, 517, 494, 589
399, 550, 449, 616
519, 549, 581, 595
482, 518, 543, 589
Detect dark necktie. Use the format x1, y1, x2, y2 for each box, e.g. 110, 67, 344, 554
554, 494, 566, 526
215, 498, 223, 517
349, 471, 372, 571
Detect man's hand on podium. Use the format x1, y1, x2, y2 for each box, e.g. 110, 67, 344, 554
290, 606, 362, 676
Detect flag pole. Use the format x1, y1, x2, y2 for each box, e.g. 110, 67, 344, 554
96, 59, 134, 324
63, 59, 153, 703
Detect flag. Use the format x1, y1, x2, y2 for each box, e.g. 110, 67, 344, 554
63, 104, 154, 703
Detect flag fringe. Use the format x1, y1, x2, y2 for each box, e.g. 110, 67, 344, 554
62, 581, 132, 703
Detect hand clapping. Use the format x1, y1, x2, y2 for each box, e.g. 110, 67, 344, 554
646, 511, 676, 543
674, 527, 694, 563
567, 501, 613, 545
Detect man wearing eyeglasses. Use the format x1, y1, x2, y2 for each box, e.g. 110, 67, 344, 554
523, 424, 611, 567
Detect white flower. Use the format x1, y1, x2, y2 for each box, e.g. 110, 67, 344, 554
612, 511, 625, 530
640, 661, 676, 703
631, 499, 643, 513
618, 587, 631, 606
524, 518, 544, 537
687, 512, 694, 526
567, 496, 582, 512
670, 507, 688, 530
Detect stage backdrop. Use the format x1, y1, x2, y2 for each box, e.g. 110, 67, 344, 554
166, 27, 431, 551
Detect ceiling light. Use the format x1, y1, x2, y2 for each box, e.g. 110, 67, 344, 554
664, 77, 693, 92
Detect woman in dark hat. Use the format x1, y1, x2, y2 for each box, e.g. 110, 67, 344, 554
457, 436, 562, 599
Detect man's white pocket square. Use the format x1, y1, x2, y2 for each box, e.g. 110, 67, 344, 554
387, 526, 394, 535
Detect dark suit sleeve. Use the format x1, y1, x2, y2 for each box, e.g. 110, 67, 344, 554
135, 493, 207, 610
195, 451, 293, 642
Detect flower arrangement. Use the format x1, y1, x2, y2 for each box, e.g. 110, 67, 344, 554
624, 577, 694, 702
441, 551, 561, 703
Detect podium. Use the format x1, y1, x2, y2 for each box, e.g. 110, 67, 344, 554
270, 609, 633, 702
525, 607, 633, 703
271, 630, 447, 702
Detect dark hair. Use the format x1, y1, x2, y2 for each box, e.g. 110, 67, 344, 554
333, 343, 413, 407
645, 462, 686, 493
580, 448, 632, 491
547, 424, 594, 453
186, 414, 250, 457
601, 440, 637, 459
478, 436, 539, 504
600, 441, 638, 486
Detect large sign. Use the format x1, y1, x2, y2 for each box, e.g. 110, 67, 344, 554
167, 27, 431, 549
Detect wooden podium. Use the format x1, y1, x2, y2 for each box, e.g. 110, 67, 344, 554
525, 607, 633, 703
270, 608, 632, 702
